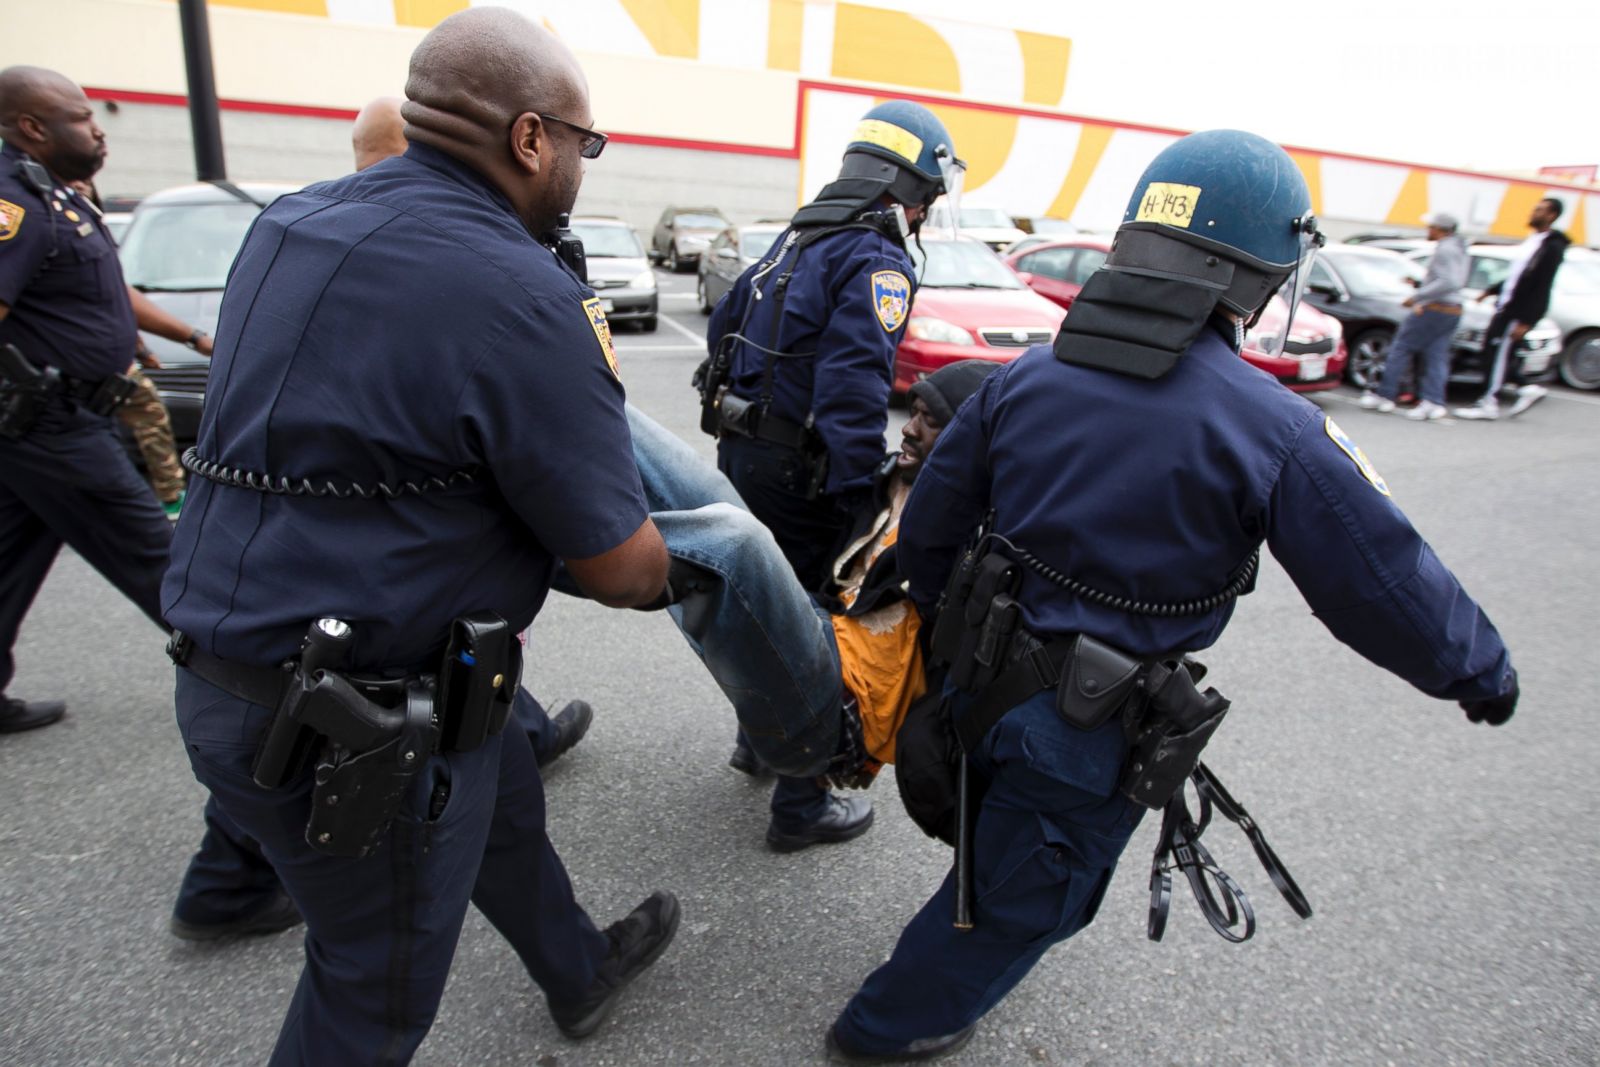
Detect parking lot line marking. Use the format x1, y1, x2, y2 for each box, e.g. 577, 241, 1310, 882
657, 313, 708, 345
660, 293, 700, 300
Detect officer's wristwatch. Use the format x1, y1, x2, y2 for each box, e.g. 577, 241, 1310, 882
184, 328, 209, 351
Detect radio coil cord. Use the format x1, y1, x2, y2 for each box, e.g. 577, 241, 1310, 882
182, 447, 477, 500
986, 533, 1259, 618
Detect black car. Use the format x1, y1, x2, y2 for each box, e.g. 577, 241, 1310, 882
1303, 245, 1559, 389
118, 181, 297, 442
696, 222, 785, 314
649, 206, 730, 272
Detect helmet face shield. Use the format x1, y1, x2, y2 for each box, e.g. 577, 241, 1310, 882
932, 147, 967, 239
1273, 214, 1326, 332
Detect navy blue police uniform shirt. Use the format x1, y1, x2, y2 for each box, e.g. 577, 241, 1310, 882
0, 143, 137, 381
162, 142, 647, 671
900, 324, 1513, 704
707, 225, 914, 494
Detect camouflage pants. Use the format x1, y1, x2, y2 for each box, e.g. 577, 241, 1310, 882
118, 368, 185, 504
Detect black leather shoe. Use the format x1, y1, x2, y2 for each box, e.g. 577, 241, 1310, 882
170, 892, 304, 942
766, 794, 874, 853
536, 700, 595, 768
728, 738, 772, 778
550, 890, 681, 1039
825, 1022, 977, 1063
0, 697, 66, 734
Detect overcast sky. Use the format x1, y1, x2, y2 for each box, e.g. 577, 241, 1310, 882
870, 0, 1598, 175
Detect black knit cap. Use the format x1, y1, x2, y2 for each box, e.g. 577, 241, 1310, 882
907, 359, 999, 424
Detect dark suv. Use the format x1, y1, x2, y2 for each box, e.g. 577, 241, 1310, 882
118, 181, 297, 442
649, 206, 730, 272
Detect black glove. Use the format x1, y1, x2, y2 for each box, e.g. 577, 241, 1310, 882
1460, 671, 1517, 726
633, 556, 715, 612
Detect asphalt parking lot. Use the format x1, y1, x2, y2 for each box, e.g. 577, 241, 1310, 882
2, 263, 1598, 1066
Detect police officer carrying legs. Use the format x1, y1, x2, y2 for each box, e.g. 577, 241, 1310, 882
162, 11, 679, 1062
698, 101, 963, 850
0, 66, 173, 734
826, 131, 1520, 1062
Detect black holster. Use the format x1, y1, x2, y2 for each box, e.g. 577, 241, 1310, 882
1120, 660, 1230, 809
0, 343, 56, 440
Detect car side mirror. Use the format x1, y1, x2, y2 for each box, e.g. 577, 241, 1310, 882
1014, 270, 1035, 285
1307, 282, 1341, 301
716, 247, 738, 260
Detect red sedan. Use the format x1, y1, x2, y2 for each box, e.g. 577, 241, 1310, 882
1006, 237, 1346, 392
894, 237, 1066, 394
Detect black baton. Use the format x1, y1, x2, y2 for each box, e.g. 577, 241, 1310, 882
953, 757, 975, 931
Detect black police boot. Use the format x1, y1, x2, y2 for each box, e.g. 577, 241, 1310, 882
535, 700, 595, 769
0, 697, 67, 734
549, 890, 682, 1040
766, 794, 874, 853
169, 891, 303, 942
825, 1022, 978, 1064
728, 736, 772, 778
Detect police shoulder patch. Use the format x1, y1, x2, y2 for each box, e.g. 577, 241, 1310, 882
871, 270, 911, 333
0, 199, 25, 242
1324, 417, 1390, 496
582, 297, 620, 380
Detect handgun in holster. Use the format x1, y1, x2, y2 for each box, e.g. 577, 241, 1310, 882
1119, 659, 1230, 810
0, 343, 57, 440
694, 343, 732, 437
81, 373, 137, 416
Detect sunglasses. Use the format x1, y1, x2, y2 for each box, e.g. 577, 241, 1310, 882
539, 113, 608, 159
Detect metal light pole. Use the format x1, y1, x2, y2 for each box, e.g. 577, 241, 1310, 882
177, 0, 227, 181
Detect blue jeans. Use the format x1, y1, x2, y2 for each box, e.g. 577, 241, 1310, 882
626, 406, 843, 782
1378, 306, 1459, 405
832, 689, 1144, 1052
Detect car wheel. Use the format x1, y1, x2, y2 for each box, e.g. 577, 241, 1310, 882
697, 276, 713, 315
667, 246, 680, 273
1346, 327, 1394, 390
1558, 329, 1600, 391
639, 316, 657, 333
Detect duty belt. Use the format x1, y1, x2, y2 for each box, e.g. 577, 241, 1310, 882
1419, 302, 1463, 315
715, 389, 814, 451
166, 631, 409, 711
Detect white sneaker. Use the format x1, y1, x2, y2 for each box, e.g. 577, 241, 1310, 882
1507, 384, 1548, 418
1405, 400, 1447, 421
1453, 398, 1500, 420
1357, 391, 1395, 413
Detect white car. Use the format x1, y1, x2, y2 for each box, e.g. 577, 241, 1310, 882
925, 201, 1026, 253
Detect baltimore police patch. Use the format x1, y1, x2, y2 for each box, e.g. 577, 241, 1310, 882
1324, 417, 1390, 496
582, 297, 620, 380
0, 199, 25, 242
871, 270, 911, 333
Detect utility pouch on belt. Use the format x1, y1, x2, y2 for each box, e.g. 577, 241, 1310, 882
83, 373, 137, 416
436, 612, 518, 753
1055, 634, 1145, 731
1120, 660, 1230, 810
306, 677, 440, 859
0, 343, 56, 440
940, 553, 1020, 692
715, 389, 757, 439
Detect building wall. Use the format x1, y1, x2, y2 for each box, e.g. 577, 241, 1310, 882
9, 0, 1596, 243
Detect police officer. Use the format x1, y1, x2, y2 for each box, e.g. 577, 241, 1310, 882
162, 11, 678, 1062
0, 66, 174, 734
348, 90, 595, 770
700, 101, 962, 850
826, 130, 1519, 1062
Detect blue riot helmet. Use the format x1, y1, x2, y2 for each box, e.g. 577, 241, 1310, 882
793, 100, 964, 234
1106, 129, 1323, 319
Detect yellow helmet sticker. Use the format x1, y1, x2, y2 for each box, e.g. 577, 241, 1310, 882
1324, 417, 1390, 496
582, 297, 620, 380
1134, 182, 1202, 229
852, 119, 924, 166
0, 199, 25, 241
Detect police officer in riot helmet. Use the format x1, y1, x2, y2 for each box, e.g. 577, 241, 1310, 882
826, 130, 1518, 1062
696, 100, 963, 851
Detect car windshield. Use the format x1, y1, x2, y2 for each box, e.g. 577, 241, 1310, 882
674, 213, 725, 229
1326, 251, 1420, 295
120, 202, 261, 291
957, 206, 1013, 228
571, 224, 642, 258
911, 241, 1026, 289
741, 230, 779, 259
